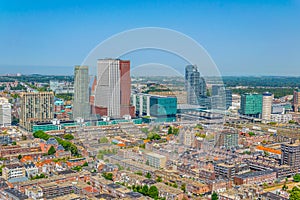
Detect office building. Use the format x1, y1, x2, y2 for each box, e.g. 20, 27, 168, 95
73, 66, 90, 120
150, 96, 177, 117
145, 152, 167, 169
185, 65, 206, 105
131, 94, 151, 117
262, 92, 273, 121
240, 93, 263, 118
225, 89, 233, 109
272, 103, 292, 114
281, 141, 300, 169
211, 86, 232, 110
131, 94, 177, 118
293, 89, 300, 112
0, 97, 11, 127
94, 59, 134, 118
20, 92, 54, 131
215, 131, 239, 149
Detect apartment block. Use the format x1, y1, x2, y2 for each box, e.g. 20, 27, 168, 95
281, 141, 300, 169
20, 92, 54, 131
2, 163, 26, 180
145, 152, 167, 169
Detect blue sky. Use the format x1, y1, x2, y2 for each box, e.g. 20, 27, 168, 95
0, 0, 300, 76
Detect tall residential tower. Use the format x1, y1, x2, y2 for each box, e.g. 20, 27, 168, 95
20, 92, 54, 131
0, 98, 11, 127
73, 66, 90, 120
293, 89, 300, 112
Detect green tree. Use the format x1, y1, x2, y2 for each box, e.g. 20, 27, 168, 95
145, 172, 151, 179
63, 134, 74, 140
102, 172, 113, 181
293, 174, 300, 182
0, 165, 4, 176
282, 184, 288, 191
148, 186, 159, 199
141, 185, 149, 195
290, 186, 300, 200
195, 124, 203, 130
181, 183, 186, 192
72, 166, 82, 172
248, 132, 255, 136
135, 171, 143, 176
168, 126, 173, 135
47, 146, 56, 155
99, 137, 109, 143
156, 176, 162, 182
173, 127, 179, 135
18, 154, 22, 160
212, 192, 218, 200
82, 162, 88, 167
12, 141, 17, 145
147, 132, 161, 141
33, 130, 50, 140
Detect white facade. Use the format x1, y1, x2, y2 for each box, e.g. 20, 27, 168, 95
73, 66, 90, 120
95, 59, 121, 118
270, 114, 293, 124
131, 94, 151, 117
0, 98, 11, 127
145, 152, 166, 169
262, 93, 273, 121
3, 164, 25, 180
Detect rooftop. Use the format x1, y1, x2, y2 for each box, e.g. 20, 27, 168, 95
3, 188, 29, 200
235, 170, 274, 179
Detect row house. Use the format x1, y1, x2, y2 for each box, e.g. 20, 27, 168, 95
234, 170, 276, 185
153, 182, 187, 200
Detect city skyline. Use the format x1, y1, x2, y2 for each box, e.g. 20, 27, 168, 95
1, 0, 300, 76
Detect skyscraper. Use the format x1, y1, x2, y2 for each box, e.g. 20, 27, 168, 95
293, 89, 300, 112
0, 98, 11, 127
211, 85, 232, 110
225, 89, 233, 109
262, 92, 273, 121
20, 92, 54, 131
73, 66, 90, 120
185, 65, 206, 105
211, 85, 226, 110
94, 59, 134, 118
240, 93, 262, 118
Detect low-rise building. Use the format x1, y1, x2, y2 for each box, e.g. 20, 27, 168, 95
145, 152, 166, 169
24, 163, 38, 179
0, 188, 29, 200
234, 170, 276, 185
2, 163, 26, 181
215, 162, 250, 180
154, 182, 186, 200
270, 114, 293, 124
